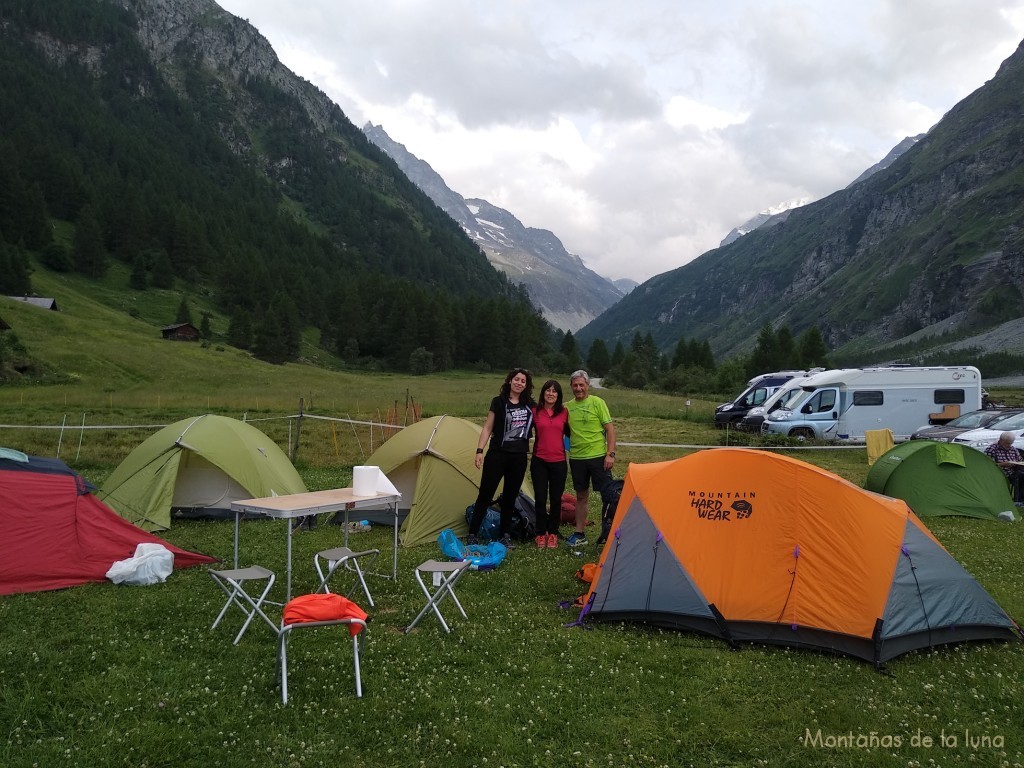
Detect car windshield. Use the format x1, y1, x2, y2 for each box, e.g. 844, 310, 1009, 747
946, 410, 1002, 428
988, 411, 1024, 431
774, 387, 806, 411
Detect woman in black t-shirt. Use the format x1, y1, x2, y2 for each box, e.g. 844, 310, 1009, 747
469, 368, 535, 548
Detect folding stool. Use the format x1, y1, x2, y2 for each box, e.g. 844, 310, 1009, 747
404, 559, 472, 634
313, 546, 380, 607
278, 616, 367, 704
209, 566, 278, 644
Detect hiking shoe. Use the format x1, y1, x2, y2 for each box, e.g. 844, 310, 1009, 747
535, 535, 547, 549
499, 534, 515, 550
547, 533, 559, 548
566, 532, 587, 547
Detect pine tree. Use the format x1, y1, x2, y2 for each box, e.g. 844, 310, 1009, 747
776, 326, 798, 368
747, 323, 780, 377
586, 338, 611, 376
671, 337, 691, 369
227, 308, 253, 350
129, 254, 148, 290
175, 295, 193, 325
71, 204, 107, 278
611, 340, 626, 367
798, 326, 830, 368
0, 239, 31, 295
560, 331, 582, 371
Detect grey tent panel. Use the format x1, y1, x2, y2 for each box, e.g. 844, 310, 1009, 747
590, 497, 716, 621
880, 520, 1018, 655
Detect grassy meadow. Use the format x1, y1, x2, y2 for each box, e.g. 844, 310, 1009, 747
3, 287, 1024, 767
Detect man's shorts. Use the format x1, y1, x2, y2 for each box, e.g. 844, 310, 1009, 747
570, 456, 612, 494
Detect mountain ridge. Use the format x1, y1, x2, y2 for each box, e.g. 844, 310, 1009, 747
362, 122, 622, 332
578, 39, 1024, 363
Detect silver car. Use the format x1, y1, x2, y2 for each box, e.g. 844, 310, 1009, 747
951, 410, 1024, 451
911, 408, 1024, 442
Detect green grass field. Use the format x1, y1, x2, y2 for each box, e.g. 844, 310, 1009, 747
2, 287, 1024, 767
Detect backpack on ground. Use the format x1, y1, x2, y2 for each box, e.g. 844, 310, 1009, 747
596, 479, 624, 546
464, 492, 537, 541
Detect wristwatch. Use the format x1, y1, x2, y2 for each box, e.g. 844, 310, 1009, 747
608, 451, 616, 458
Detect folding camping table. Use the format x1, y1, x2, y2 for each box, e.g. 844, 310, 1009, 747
230, 488, 401, 601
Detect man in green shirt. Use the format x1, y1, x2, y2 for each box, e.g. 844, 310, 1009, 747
565, 370, 616, 547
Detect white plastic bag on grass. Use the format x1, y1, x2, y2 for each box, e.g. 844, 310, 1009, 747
106, 543, 174, 586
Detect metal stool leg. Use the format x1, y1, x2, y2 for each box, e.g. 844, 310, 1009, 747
278, 618, 367, 704
209, 566, 277, 644
405, 560, 471, 633
314, 547, 380, 608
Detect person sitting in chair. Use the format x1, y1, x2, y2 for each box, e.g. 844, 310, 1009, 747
984, 431, 1023, 502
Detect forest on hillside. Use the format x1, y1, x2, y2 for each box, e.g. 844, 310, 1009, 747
0, 0, 553, 373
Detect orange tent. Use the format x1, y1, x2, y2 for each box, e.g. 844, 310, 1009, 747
580, 448, 1020, 664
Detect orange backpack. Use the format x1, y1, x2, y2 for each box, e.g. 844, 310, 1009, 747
574, 562, 598, 583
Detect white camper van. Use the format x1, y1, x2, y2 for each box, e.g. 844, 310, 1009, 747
760, 366, 983, 442
714, 370, 808, 428
737, 368, 827, 432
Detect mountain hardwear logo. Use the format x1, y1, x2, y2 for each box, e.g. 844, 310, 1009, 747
689, 490, 755, 521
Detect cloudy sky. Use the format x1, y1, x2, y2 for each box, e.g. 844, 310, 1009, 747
217, 0, 1024, 283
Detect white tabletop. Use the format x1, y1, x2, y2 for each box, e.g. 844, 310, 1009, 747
231, 488, 402, 519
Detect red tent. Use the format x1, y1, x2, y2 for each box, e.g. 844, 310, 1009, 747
0, 453, 215, 595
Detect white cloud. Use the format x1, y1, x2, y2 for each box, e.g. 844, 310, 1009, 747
218, 0, 1024, 282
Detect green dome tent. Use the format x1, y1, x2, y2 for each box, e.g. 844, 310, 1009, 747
363, 415, 533, 547
99, 414, 307, 531
865, 440, 1015, 520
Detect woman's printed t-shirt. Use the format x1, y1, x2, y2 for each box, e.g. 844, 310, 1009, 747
533, 407, 568, 462
565, 395, 611, 459
488, 396, 534, 453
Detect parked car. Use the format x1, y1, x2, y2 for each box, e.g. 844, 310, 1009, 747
951, 410, 1024, 451
911, 407, 1024, 442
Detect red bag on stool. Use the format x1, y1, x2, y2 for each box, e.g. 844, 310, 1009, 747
283, 593, 368, 636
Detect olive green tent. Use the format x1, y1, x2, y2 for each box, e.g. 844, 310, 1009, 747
98, 414, 307, 531
865, 440, 1015, 520
364, 415, 534, 547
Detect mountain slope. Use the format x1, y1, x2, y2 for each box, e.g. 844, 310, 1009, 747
579, 39, 1024, 361
363, 123, 622, 331
0, 0, 552, 373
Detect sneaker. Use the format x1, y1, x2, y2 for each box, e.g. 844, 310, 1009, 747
499, 534, 515, 550
547, 533, 559, 549
535, 535, 547, 549
566, 532, 587, 547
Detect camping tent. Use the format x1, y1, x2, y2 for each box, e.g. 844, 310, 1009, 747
0, 452, 214, 595
580, 448, 1020, 664
865, 440, 1016, 520
362, 415, 533, 547
99, 414, 307, 531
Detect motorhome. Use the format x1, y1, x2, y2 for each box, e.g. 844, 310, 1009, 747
760, 366, 984, 442
714, 370, 808, 428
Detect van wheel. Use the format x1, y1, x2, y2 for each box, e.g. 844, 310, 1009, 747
790, 428, 815, 440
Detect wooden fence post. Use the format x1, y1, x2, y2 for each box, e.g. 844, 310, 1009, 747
291, 397, 304, 463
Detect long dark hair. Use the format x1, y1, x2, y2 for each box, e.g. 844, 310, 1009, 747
538, 378, 564, 415
500, 367, 534, 404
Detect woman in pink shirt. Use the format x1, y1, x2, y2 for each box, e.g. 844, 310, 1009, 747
531, 379, 569, 548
